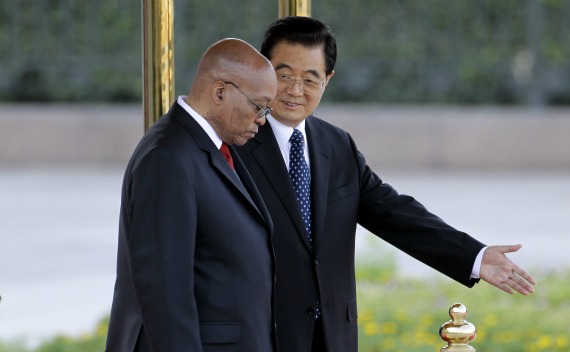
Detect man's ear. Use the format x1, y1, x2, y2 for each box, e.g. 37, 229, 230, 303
212, 81, 225, 106
324, 70, 335, 87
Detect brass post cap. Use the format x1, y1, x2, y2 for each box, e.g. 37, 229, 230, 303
439, 303, 476, 351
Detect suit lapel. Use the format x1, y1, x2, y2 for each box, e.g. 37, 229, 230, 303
249, 123, 313, 251
210, 145, 259, 213
306, 117, 331, 254
232, 145, 274, 231
169, 103, 268, 225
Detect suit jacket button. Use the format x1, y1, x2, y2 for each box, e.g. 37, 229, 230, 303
314, 259, 319, 266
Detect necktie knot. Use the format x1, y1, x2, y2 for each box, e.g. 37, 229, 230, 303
290, 129, 304, 147
219, 143, 234, 170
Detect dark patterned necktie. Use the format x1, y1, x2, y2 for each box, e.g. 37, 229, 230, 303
289, 129, 312, 242
290, 129, 320, 318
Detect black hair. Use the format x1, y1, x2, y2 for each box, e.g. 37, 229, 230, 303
260, 16, 337, 75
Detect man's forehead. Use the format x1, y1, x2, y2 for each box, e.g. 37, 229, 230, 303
269, 43, 326, 76
274, 63, 321, 78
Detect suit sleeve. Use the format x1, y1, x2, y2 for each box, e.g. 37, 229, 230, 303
349, 134, 486, 287
127, 148, 202, 350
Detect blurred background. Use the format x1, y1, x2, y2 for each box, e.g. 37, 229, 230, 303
0, 0, 569, 350
2, 0, 570, 104
2, 0, 569, 104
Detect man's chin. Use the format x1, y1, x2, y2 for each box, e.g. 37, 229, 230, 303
233, 137, 251, 146
271, 111, 306, 127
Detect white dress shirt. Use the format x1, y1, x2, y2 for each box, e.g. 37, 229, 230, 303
266, 114, 310, 170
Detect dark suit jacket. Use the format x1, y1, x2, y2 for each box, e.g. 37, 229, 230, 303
106, 102, 275, 352
235, 115, 485, 352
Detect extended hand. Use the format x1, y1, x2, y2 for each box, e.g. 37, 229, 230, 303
479, 244, 537, 295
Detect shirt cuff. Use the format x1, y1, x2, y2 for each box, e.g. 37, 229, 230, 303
471, 246, 487, 279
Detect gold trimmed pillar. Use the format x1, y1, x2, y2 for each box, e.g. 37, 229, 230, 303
279, 0, 311, 17
141, 1, 312, 130
142, 0, 175, 132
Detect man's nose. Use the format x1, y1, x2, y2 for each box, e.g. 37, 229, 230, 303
287, 80, 304, 96
256, 115, 266, 126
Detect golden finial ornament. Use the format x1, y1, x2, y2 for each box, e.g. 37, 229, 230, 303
439, 303, 476, 351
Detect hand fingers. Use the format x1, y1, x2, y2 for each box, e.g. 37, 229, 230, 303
499, 270, 536, 295
481, 244, 537, 295
498, 282, 516, 295
512, 270, 536, 293
513, 266, 537, 286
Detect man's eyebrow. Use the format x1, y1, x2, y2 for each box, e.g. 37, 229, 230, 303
274, 63, 292, 71
274, 63, 322, 79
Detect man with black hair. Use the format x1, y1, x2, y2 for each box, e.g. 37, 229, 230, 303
236, 16, 536, 352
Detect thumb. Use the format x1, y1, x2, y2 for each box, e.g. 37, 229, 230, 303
495, 243, 522, 254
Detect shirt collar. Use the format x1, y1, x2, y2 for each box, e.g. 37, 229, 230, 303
266, 114, 307, 150
177, 95, 223, 149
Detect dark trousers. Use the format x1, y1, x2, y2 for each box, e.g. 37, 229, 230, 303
311, 317, 326, 352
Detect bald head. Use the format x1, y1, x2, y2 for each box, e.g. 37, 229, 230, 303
186, 38, 277, 145
199, 38, 274, 80
189, 39, 275, 100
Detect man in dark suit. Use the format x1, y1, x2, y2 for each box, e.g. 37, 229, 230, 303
106, 38, 278, 352
235, 17, 537, 352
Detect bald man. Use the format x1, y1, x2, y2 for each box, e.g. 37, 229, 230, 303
106, 38, 278, 352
